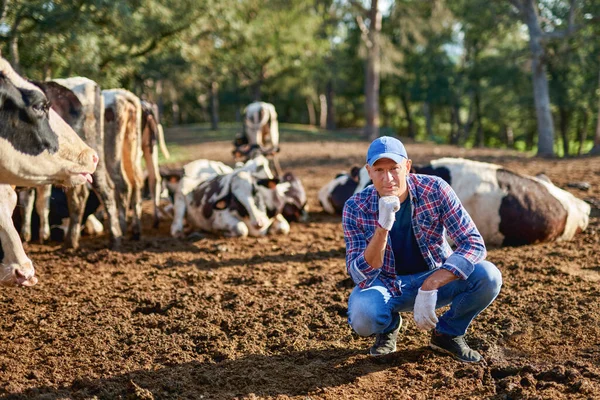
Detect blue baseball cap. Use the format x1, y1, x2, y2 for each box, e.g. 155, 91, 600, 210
366, 136, 408, 166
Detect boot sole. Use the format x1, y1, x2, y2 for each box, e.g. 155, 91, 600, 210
429, 342, 481, 363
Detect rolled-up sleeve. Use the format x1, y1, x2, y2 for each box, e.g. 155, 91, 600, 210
342, 200, 380, 288
436, 179, 487, 279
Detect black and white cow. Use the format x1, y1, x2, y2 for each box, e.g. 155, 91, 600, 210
278, 172, 309, 223
170, 156, 289, 238
318, 166, 370, 214
0, 57, 98, 186
0, 58, 98, 286
411, 158, 591, 247
172, 169, 286, 238
233, 102, 282, 176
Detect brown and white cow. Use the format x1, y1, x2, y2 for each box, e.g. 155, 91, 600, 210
411, 158, 591, 247
141, 100, 170, 228
318, 166, 370, 214
0, 57, 98, 187
21, 78, 123, 249
103, 89, 143, 240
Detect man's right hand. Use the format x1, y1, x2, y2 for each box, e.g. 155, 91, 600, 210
378, 196, 400, 231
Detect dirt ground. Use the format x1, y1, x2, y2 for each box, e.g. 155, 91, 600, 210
1, 138, 599, 400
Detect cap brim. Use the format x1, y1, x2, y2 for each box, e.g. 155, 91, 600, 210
367, 153, 406, 167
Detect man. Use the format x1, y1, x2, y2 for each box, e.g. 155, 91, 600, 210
342, 136, 502, 363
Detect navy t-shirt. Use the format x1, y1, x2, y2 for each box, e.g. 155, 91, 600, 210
389, 200, 429, 275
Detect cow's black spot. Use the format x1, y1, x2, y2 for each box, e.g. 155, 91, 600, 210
497, 169, 567, 246
0, 74, 59, 155
412, 165, 451, 186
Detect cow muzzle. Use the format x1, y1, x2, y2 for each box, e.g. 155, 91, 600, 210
0, 262, 38, 287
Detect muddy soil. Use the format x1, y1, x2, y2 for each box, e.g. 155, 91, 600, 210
1, 139, 599, 400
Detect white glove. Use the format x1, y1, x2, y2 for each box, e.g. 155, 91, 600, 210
413, 288, 439, 330
377, 196, 400, 231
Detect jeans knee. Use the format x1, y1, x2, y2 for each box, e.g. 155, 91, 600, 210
348, 304, 388, 337
478, 261, 503, 296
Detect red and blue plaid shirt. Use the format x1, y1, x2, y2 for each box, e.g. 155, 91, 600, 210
342, 173, 487, 297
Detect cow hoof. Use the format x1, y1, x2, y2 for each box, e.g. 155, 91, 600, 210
109, 237, 122, 250
132, 232, 141, 241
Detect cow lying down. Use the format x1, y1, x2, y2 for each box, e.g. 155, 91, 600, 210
413, 158, 591, 247
171, 156, 290, 238
319, 157, 590, 247
318, 165, 370, 214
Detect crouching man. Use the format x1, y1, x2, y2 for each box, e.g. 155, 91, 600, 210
342, 136, 502, 363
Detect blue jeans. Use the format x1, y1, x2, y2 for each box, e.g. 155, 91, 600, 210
347, 261, 502, 337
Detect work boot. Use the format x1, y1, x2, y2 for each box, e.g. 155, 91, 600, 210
429, 330, 482, 363
369, 315, 402, 356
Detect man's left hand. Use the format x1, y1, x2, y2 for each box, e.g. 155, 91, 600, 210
413, 288, 439, 330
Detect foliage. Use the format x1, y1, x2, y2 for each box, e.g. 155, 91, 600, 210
1, 0, 598, 157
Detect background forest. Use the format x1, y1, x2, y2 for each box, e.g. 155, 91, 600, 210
1, 0, 599, 157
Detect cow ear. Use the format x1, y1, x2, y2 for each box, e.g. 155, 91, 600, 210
350, 166, 361, 181
257, 178, 279, 189
0, 75, 20, 108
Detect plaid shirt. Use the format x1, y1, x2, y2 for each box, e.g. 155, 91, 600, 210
342, 173, 487, 297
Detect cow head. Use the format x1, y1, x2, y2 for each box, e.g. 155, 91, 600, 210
0, 58, 98, 186
30, 80, 85, 134
229, 171, 275, 234
278, 172, 308, 222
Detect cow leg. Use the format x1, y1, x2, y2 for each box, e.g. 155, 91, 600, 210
143, 143, 161, 229
214, 212, 249, 237
91, 167, 123, 249
64, 185, 89, 249
18, 188, 35, 242
0, 185, 37, 286
130, 161, 144, 240
35, 184, 52, 243
170, 189, 187, 238
269, 214, 290, 235
272, 154, 283, 178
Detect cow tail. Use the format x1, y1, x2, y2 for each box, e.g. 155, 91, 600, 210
157, 124, 170, 160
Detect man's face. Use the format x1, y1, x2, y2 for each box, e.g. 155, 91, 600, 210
366, 157, 412, 198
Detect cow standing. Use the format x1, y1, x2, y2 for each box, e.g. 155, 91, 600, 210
103, 89, 144, 240
141, 100, 170, 228
0, 57, 98, 286
234, 102, 282, 176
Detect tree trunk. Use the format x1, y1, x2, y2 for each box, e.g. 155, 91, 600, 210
521, 0, 555, 157
210, 81, 219, 131
400, 92, 415, 139
423, 102, 434, 140
319, 94, 327, 129
306, 97, 316, 126
169, 86, 180, 125
326, 80, 336, 130
461, 90, 476, 145
590, 70, 600, 155
450, 105, 460, 145
577, 108, 589, 156
364, 0, 381, 140
155, 80, 165, 121
475, 91, 484, 147
504, 125, 514, 148
559, 106, 570, 157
